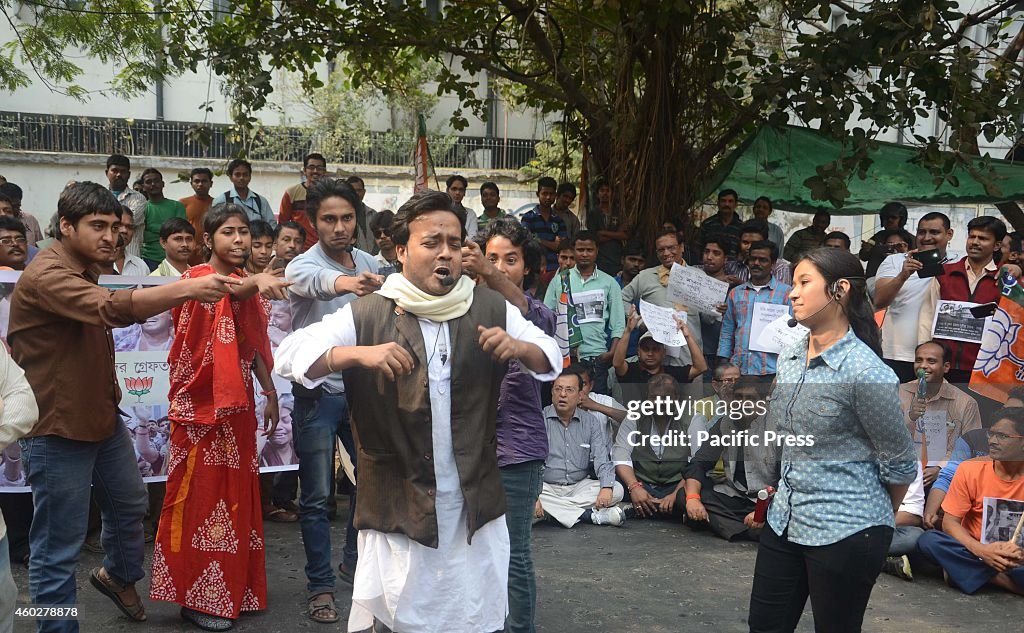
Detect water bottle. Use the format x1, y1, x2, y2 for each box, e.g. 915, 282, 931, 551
753, 486, 775, 523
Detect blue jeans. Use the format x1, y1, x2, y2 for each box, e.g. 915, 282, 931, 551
293, 392, 357, 597
888, 526, 924, 556
1, 534, 16, 633
21, 422, 147, 633
500, 460, 544, 633
918, 530, 1024, 594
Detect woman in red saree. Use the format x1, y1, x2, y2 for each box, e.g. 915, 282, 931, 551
151, 203, 281, 631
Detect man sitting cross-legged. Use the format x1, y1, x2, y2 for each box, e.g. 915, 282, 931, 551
614, 373, 691, 519
917, 407, 1024, 596
684, 377, 780, 541
535, 373, 625, 527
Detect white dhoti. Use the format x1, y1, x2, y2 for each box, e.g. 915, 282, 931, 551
348, 502, 510, 633
538, 479, 624, 528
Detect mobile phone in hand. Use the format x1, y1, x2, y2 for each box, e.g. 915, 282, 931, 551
911, 249, 944, 278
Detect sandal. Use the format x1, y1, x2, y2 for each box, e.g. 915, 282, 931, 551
264, 507, 299, 523
181, 607, 233, 631
89, 567, 147, 622
308, 594, 340, 624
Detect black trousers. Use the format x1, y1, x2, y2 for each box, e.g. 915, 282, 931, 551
748, 525, 892, 633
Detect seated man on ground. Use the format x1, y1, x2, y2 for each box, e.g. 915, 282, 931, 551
901, 340, 982, 487
921, 385, 1024, 529
536, 373, 625, 527
565, 362, 626, 455
917, 407, 1024, 596
614, 373, 691, 519
683, 377, 779, 541
688, 363, 741, 452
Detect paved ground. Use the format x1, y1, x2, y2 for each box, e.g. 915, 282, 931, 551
10, 512, 1024, 632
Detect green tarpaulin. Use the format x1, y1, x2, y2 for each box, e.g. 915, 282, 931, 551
709, 125, 1024, 214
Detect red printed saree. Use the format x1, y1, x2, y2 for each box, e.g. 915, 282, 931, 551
151, 265, 272, 618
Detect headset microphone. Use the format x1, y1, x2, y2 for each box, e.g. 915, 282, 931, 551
788, 281, 843, 327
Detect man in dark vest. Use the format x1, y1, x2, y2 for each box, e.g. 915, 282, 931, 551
612, 373, 692, 519
275, 190, 560, 633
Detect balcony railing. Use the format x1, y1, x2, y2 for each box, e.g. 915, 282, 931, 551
0, 111, 537, 171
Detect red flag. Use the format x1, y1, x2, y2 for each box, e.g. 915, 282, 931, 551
970, 273, 1024, 403
414, 113, 430, 192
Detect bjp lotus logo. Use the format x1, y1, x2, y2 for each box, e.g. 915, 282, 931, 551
125, 377, 154, 402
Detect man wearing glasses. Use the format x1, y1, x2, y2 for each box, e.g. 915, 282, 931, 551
918, 407, 1024, 596
369, 210, 398, 277
279, 152, 329, 251
883, 230, 911, 255
0, 217, 29, 271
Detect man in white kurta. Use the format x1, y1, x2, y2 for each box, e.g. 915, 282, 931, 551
275, 191, 560, 633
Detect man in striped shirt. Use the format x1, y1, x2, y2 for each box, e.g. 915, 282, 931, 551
717, 240, 792, 379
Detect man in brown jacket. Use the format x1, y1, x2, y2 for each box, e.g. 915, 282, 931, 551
276, 190, 560, 633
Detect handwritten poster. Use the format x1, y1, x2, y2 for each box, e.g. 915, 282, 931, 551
916, 410, 950, 467
667, 263, 729, 316
748, 303, 792, 354
754, 313, 809, 355
638, 299, 687, 347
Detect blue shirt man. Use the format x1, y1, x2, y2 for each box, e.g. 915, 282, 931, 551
717, 241, 792, 377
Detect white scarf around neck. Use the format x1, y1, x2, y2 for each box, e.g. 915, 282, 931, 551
376, 273, 475, 321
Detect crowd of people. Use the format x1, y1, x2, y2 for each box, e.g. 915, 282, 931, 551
0, 154, 1020, 633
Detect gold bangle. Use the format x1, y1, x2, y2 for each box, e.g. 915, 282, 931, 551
325, 347, 337, 373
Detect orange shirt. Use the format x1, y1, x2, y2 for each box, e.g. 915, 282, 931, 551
179, 195, 213, 265
942, 458, 1024, 541
179, 195, 212, 237
278, 183, 318, 250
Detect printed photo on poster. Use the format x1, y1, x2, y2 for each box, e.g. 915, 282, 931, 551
573, 289, 606, 324
0, 274, 300, 492
981, 497, 1024, 547
932, 300, 988, 344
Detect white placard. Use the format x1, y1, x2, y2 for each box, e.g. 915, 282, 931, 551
638, 299, 687, 347
981, 497, 1024, 546
748, 303, 792, 353
667, 263, 730, 316
931, 300, 989, 344
916, 410, 950, 466
754, 314, 809, 354
573, 289, 606, 324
